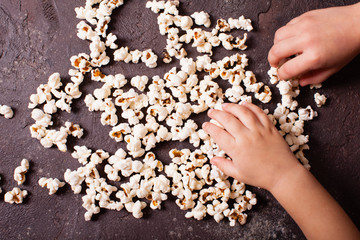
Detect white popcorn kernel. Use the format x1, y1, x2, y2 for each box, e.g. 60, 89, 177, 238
225, 86, 244, 103
70, 53, 92, 73
255, 85, 272, 103
38, 177, 65, 195
14, 159, 30, 185
141, 49, 158, 68
48, 72, 62, 90
90, 149, 109, 165
133, 124, 148, 139
64, 169, 85, 194
314, 93, 327, 107
64, 122, 83, 138
114, 47, 132, 63
42, 99, 57, 114
100, 112, 118, 126
105, 33, 118, 49
109, 123, 131, 142
216, 19, 230, 32
0, 104, 14, 119
191, 11, 211, 28
180, 57, 196, 75
131, 75, 149, 92
185, 202, 207, 220
298, 106, 318, 121
72, 146, 92, 165
4, 187, 28, 204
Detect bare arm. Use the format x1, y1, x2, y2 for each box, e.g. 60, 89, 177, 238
203, 102, 360, 239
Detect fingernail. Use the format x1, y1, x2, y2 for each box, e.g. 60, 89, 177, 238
208, 109, 214, 115
202, 122, 209, 129
210, 158, 217, 165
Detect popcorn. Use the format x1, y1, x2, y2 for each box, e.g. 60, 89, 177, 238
0, 104, 14, 119
14, 159, 30, 185
4, 187, 28, 204
314, 93, 327, 107
191, 11, 211, 28
109, 123, 131, 142
185, 202, 207, 220
215, 19, 231, 32
131, 75, 149, 92
64, 169, 85, 194
142, 49, 158, 68
24, 0, 324, 225
105, 33, 118, 49
228, 16, 253, 32
70, 53, 92, 73
38, 177, 65, 195
125, 200, 147, 219
72, 146, 92, 165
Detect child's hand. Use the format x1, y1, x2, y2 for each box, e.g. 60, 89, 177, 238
268, 3, 360, 86
202, 102, 301, 191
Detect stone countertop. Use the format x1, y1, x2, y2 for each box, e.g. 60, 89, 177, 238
0, 0, 359, 239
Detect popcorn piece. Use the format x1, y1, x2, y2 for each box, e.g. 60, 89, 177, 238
64, 169, 85, 194
185, 202, 207, 220
216, 19, 231, 32
141, 49, 158, 68
125, 200, 147, 219
314, 93, 327, 107
105, 33, 118, 49
38, 177, 65, 195
14, 159, 30, 185
131, 75, 149, 92
191, 11, 211, 28
228, 16, 253, 32
0, 104, 14, 119
4, 187, 28, 204
72, 145, 92, 165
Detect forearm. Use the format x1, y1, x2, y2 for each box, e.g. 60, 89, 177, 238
270, 164, 360, 240
350, 2, 360, 54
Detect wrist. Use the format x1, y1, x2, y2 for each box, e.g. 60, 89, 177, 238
268, 163, 310, 198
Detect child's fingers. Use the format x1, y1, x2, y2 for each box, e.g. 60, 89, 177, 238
210, 157, 239, 179
202, 122, 235, 154
207, 109, 246, 136
277, 53, 316, 80
268, 37, 303, 67
239, 102, 273, 128
221, 103, 260, 130
287, 15, 302, 26
299, 68, 333, 86
273, 25, 297, 44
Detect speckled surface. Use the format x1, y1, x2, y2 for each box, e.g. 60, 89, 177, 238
0, 0, 359, 239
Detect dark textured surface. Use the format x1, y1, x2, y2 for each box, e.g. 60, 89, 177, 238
0, 0, 359, 239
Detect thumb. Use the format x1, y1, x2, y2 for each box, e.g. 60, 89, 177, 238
210, 157, 238, 179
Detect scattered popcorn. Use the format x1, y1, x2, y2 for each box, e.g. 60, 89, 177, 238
22, 0, 327, 226
4, 187, 28, 204
38, 177, 65, 195
14, 159, 30, 185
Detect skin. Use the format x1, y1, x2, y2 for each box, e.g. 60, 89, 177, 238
203, 102, 360, 239
268, 2, 360, 86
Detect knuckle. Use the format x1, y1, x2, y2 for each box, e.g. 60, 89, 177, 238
278, 64, 292, 79
308, 52, 322, 67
